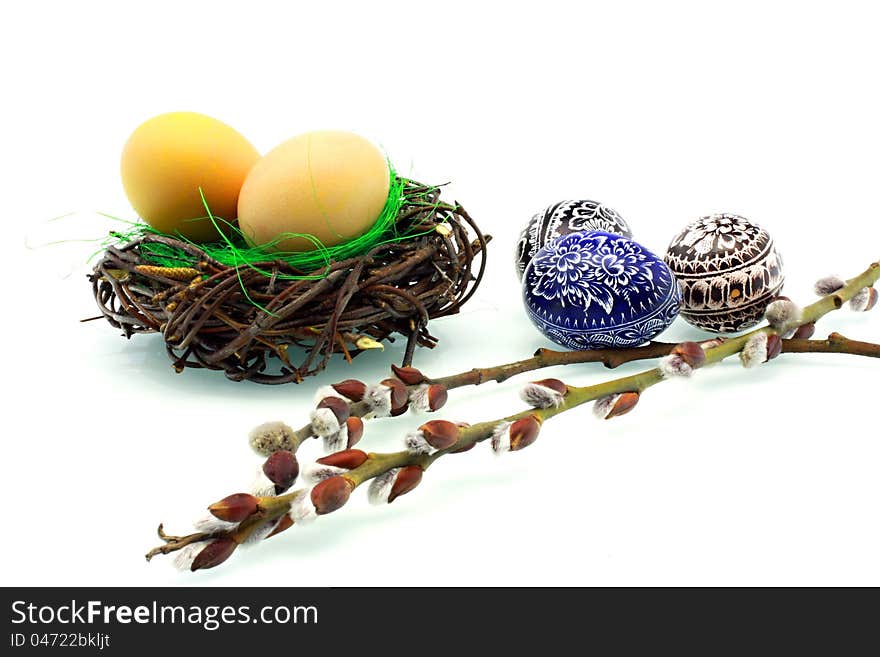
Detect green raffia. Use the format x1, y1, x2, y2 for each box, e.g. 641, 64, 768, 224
100, 169, 441, 281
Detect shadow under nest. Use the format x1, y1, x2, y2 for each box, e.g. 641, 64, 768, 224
89, 179, 490, 384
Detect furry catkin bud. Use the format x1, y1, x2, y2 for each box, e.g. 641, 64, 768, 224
364, 384, 392, 417
262, 450, 299, 494
389, 466, 423, 503
391, 364, 426, 385
740, 332, 769, 368
381, 378, 409, 411
345, 417, 364, 447
593, 391, 640, 420
365, 379, 408, 417
331, 379, 367, 402
310, 476, 354, 515
248, 421, 296, 456
208, 493, 260, 522
658, 354, 693, 378
814, 275, 846, 296
309, 408, 339, 438
850, 287, 878, 312
409, 384, 448, 413
492, 417, 541, 453
672, 342, 706, 369
190, 537, 237, 571
419, 420, 460, 450
520, 378, 567, 409
764, 298, 802, 333
765, 333, 783, 361
791, 322, 815, 339
316, 449, 369, 470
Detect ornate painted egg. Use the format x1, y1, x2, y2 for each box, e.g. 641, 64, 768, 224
522, 231, 681, 349
664, 213, 784, 333
514, 200, 632, 279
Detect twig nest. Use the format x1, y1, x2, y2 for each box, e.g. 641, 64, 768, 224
522, 231, 681, 349
90, 179, 488, 384
664, 214, 784, 333
514, 200, 632, 279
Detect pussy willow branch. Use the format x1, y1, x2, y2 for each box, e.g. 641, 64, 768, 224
284, 273, 880, 454
428, 333, 880, 389
148, 261, 880, 560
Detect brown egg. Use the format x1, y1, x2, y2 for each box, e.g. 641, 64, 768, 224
120, 112, 260, 242
237, 131, 390, 252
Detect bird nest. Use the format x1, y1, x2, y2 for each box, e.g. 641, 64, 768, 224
89, 179, 489, 384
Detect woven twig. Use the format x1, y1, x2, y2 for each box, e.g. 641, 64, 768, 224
89, 180, 489, 384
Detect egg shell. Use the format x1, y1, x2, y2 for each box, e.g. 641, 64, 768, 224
523, 231, 681, 349
664, 214, 784, 333
120, 112, 260, 242
237, 131, 390, 252
514, 200, 632, 279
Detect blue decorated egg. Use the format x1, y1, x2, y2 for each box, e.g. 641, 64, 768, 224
522, 231, 681, 349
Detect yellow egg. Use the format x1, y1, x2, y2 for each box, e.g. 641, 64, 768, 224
120, 112, 260, 242
237, 131, 390, 252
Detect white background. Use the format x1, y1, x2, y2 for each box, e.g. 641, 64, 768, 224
3, 1, 879, 586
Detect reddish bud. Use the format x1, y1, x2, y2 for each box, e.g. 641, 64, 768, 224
262, 450, 299, 493
316, 449, 369, 470
791, 322, 815, 339
391, 364, 426, 385
191, 537, 237, 571
310, 476, 354, 515
208, 493, 260, 522
531, 378, 568, 395
419, 420, 460, 450
672, 341, 707, 369
316, 396, 350, 424
427, 384, 448, 411
865, 287, 878, 311
766, 334, 783, 361
607, 391, 640, 419
331, 379, 366, 402
380, 378, 408, 411
345, 416, 364, 447
389, 466, 423, 503
266, 514, 294, 539
390, 401, 410, 417
509, 416, 541, 451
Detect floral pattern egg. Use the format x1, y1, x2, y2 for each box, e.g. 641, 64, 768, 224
522, 231, 681, 349
514, 200, 632, 279
664, 214, 784, 333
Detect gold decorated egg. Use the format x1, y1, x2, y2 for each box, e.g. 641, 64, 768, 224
120, 112, 260, 242
237, 130, 390, 252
